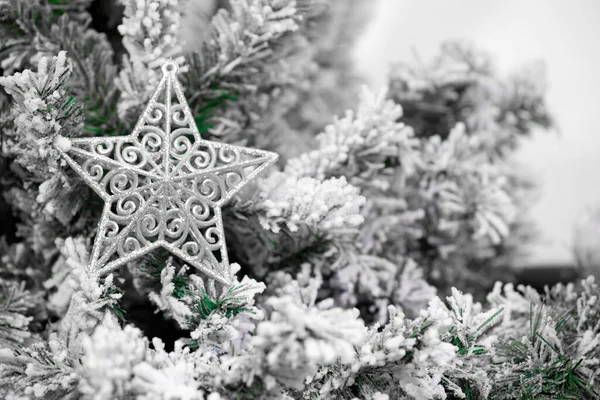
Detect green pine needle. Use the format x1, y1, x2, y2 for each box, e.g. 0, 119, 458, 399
141, 259, 190, 299
103, 286, 126, 322
192, 286, 253, 321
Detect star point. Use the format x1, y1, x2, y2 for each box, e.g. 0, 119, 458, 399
57, 60, 278, 285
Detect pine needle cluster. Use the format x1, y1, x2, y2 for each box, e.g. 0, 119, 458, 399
0, 1, 583, 400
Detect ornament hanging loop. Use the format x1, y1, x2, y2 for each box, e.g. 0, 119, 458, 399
161, 60, 179, 75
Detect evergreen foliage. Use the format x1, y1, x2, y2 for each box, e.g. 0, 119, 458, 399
0, 1, 590, 399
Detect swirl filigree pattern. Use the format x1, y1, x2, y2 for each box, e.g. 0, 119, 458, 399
57, 60, 278, 285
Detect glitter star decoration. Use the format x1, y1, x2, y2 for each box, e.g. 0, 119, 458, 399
55, 60, 278, 285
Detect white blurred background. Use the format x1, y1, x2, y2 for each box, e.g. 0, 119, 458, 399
354, 0, 600, 266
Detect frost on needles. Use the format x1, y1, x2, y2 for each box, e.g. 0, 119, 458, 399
1, 1, 596, 400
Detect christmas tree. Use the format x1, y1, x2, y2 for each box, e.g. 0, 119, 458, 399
0, 1, 598, 399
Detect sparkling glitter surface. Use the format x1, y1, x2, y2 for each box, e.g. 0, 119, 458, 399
56, 60, 278, 285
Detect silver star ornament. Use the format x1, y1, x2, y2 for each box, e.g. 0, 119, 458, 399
55, 60, 278, 285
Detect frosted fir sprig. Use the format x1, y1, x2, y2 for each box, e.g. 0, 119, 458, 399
421, 285, 502, 396
472, 277, 600, 399
8, 206, 68, 263
419, 123, 481, 175
182, 0, 304, 144
357, 196, 425, 256
391, 259, 438, 318
0, 51, 82, 178
185, 0, 301, 93
486, 281, 536, 324
301, 284, 508, 400
500, 60, 553, 137
381, 40, 547, 291
45, 237, 91, 317
325, 254, 390, 310
424, 289, 502, 399
0, 279, 38, 349
302, 305, 458, 400
257, 172, 366, 234
0, 334, 80, 400
131, 338, 209, 400
145, 259, 266, 346
0, 0, 55, 75
0, 240, 46, 283
487, 276, 600, 336
116, 0, 187, 122
79, 315, 148, 400
491, 305, 599, 399
142, 259, 266, 358
0, 51, 88, 226
225, 295, 366, 393
461, 167, 516, 245
118, 0, 182, 52
418, 123, 516, 246
266, 263, 323, 309
389, 40, 553, 155
56, 238, 123, 352
79, 316, 212, 400
188, 270, 266, 354
285, 87, 420, 188
278, 85, 516, 295
1, 1, 120, 135
435, 288, 503, 348
147, 261, 196, 329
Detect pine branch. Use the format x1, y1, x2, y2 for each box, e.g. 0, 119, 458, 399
1, 0, 122, 136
